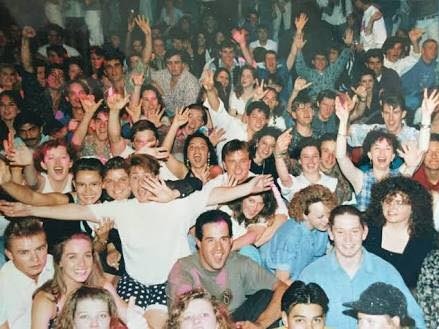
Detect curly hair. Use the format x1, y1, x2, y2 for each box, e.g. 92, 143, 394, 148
56, 286, 119, 329
183, 132, 218, 168
366, 176, 436, 239
166, 289, 234, 329
289, 185, 337, 221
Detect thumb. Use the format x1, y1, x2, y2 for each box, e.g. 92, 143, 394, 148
128, 296, 136, 308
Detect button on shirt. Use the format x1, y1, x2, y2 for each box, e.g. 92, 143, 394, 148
0, 255, 54, 329
298, 249, 426, 329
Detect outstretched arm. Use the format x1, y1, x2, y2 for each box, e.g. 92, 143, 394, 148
135, 15, 153, 65
107, 93, 130, 156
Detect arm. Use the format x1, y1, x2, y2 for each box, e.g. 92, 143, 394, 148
274, 128, 293, 188
135, 15, 153, 65
253, 280, 288, 328
161, 107, 188, 152
125, 17, 135, 56
31, 292, 56, 329
335, 97, 364, 194
254, 214, 288, 247
21, 26, 36, 73
233, 29, 255, 67
349, 85, 368, 122
107, 94, 130, 156
201, 70, 220, 111
127, 72, 144, 124
287, 13, 309, 71
287, 77, 312, 111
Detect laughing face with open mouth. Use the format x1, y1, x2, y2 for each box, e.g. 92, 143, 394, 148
41, 145, 73, 182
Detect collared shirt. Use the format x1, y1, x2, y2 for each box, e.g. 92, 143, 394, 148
360, 5, 387, 51
413, 165, 439, 192
299, 249, 426, 329
347, 123, 419, 147
0, 256, 54, 329
260, 219, 328, 280
312, 113, 339, 137
151, 68, 200, 116
384, 47, 421, 77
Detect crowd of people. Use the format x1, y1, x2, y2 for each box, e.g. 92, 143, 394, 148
0, 0, 438, 328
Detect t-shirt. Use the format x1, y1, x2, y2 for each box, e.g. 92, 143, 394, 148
167, 252, 277, 311
89, 190, 211, 286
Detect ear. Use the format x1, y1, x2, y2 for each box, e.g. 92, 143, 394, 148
40, 161, 48, 171
402, 110, 406, 119
4, 249, 13, 261
328, 227, 335, 242
362, 224, 369, 241
281, 311, 288, 328
196, 238, 202, 249
72, 180, 77, 190
367, 151, 372, 161
291, 111, 297, 120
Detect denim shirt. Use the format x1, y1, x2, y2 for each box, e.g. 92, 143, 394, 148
299, 248, 426, 329
260, 219, 328, 280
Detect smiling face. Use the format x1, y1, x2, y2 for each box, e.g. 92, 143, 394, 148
223, 150, 251, 182
187, 137, 209, 169
382, 192, 412, 226
5, 232, 48, 280
180, 298, 218, 329
41, 145, 73, 182
60, 238, 93, 286
215, 70, 230, 89
247, 109, 268, 134
0, 94, 19, 122
103, 168, 131, 201
299, 146, 320, 176
367, 138, 395, 170
0, 67, 17, 90
91, 112, 109, 141
318, 97, 335, 122
74, 170, 103, 205
242, 195, 265, 220
197, 221, 232, 271
256, 135, 276, 161
240, 68, 256, 89
312, 55, 327, 72
283, 303, 326, 329
304, 202, 331, 231
292, 103, 313, 126
424, 141, 439, 170
129, 165, 155, 202
320, 140, 336, 171
381, 104, 405, 134
329, 213, 368, 260
73, 298, 111, 329
141, 89, 160, 114
104, 59, 124, 83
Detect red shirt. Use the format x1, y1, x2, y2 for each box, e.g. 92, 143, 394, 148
413, 165, 439, 192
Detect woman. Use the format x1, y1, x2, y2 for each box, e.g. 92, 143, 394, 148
213, 68, 231, 113
57, 286, 145, 329
138, 84, 170, 129
229, 65, 258, 117
249, 126, 282, 181
0, 90, 21, 134
260, 185, 337, 285
166, 132, 222, 184
166, 289, 234, 329
191, 31, 211, 78
31, 233, 126, 329
365, 176, 437, 288
349, 69, 381, 124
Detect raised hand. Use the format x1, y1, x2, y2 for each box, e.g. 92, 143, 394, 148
135, 145, 169, 160
79, 95, 103, 116
6, 145, 33, 167
126, 297, 149, 329
192, 166, 210, 184
208, 127, 226, 146
398, 141, 424, 168
295, 13, 308, 32
140, 176, 178, 203
293, 77, 312, 92
22, 26, 36, 39
275, 128, 293, 154
131, 71, 144, 87
253, 79, 269, 100
201, 70, 215, 91
335, 96, 350, 123
145, 105, 165, 128
351, 84, 368, 100
249, 175, 274, 194
172, 107, 189, 127
126, 100, 142, 123
106, 93, 130, 112
421, 88, 439, 122
231, 28, 246, 45
408, 28, 423, 43
134, 15, 151, 36
94, 217, 114, 244
3, 131, 15, 157
343, 28, 354, 46
293, 32, 307, 50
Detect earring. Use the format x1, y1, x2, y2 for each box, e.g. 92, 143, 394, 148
207, 152, 211, 168
186, 158, 191, 168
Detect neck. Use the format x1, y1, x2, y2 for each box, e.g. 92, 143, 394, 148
112, 80, 125, 95
372, 166, 390, 181
303, 170, 321, 182
384, 220, 409, 233
47, 175, 69, 193
388, 125, 402, 135
4, 119, 14, 130
296, 123, 312, 136
253, 154, 264, 165
425, 167, 439, 184
49, 88, 61, 98
336, 250, 363, 278
191, 164, 209, 175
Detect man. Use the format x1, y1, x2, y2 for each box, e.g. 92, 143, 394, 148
354, 0, 386, 51
280, 281, 329, 329
151, 49, 200, 116
311, 89, 338, 137
365, 48, 401, 95
0, 219, 54, 329
167, 209, 288, 328
344, 282, 416, 329
275, 136, 338, 201
103, 51, 126, 96
402, 39, 438, 110
348, 92, 419, 147
298, 205, 425, 329
250, 24, 278, 52
37, 24, 80, 58
413, 133, 439, 192
13, 112, 50, 150
382, 32, 422, 77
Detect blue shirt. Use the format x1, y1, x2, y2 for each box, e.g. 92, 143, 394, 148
298, 248, 426, 329
260, 220, 328, 280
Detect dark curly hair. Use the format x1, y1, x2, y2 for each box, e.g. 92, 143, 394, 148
366, 176, 436, 239
183, 132, 218, 167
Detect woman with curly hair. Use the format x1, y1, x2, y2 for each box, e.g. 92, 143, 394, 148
166, 289, 234, 329
365, 176, 437, 289
260, 185, 338, 285
32, 233, 127, 329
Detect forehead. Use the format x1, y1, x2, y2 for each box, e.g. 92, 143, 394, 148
104, 59, 122, 66
225, 149, 249, 161
202, 221, 230, 237
63, 237, 92, 252
259, 135, 276, 144
167, 54, 182, 62
0, 94, 14, 103
129, 165, 152, 175
332, 213, 362, 228
69, 82, 85, 92
300, 146, 319, 156
75, 170, 102, 182
44, 145, 68, 156
8, 232, 46, 250
371, 138, 392, 148
367, 57, 381, 63
19, 122, 40, 130
134, 129, 156, 139
105, 168, 128, 179
321, 140, 336, 149
289, 303, 324, 317
189, 137, 207, 146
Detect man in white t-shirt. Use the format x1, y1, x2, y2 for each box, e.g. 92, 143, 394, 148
0, 219, 54, 329
250, 25, 278, 53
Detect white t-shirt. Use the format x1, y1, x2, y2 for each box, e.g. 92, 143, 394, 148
0, 256, 54, 329
277, 172, 338, 201
88, 190, 211, 286
249, 39, 278, 53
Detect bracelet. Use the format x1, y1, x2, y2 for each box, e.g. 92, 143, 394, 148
359, 98, 366, 102
274, 151, 287, 159
338, 133, 348, 137
421, 123, 431, 129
